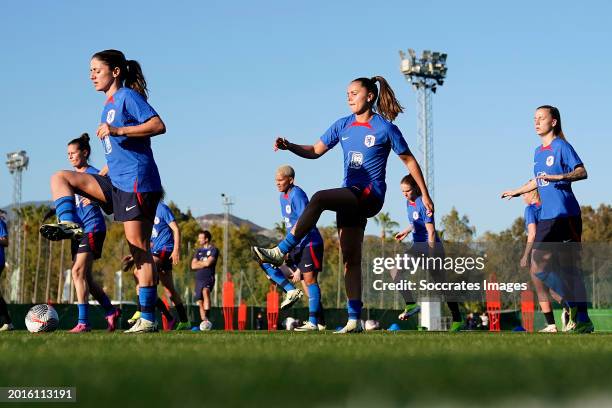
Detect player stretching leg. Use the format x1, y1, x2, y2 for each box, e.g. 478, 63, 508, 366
253, 76, 433, 333
257, 165, 325, 331
64, 134, 120, 332
40, 50, 166, 334
394, 175, 463, 332
502, 105, 593, 333
191, 231, 218, 327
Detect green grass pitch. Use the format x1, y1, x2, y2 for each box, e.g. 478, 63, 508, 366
1, 331, 611, 407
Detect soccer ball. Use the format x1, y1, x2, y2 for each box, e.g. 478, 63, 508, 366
199, 320, 213, 331
25, 304, 59, 333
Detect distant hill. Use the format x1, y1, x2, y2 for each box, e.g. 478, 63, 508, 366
196, 213, 278, 239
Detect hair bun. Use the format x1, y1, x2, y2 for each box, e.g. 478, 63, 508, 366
80, 133, 90, 142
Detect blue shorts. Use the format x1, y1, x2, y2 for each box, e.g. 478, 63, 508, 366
194, 275, 215, 301
286, 243, 323, 273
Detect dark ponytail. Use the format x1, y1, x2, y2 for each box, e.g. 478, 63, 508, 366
92, 49, 149, 99
352, 76, 404, 121
68, 133, 91, 161
537, 105, 566, 141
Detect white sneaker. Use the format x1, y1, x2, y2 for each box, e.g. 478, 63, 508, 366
333, 319, 363, 334
280, 289, 303, 310
294, 321, 319, 331
0, 323, 14, 332
124, 318, 158, 334
539, 324, 558, 333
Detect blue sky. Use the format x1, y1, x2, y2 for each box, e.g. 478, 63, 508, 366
1, 0, 610, 236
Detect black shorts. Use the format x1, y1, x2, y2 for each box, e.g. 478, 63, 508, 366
286, 243, 323, 273
336, 186, 384, 230
153, 249, 173, 272
71, 231, 106, 260
89, 174, 161, 223
194, 276, 215, 301
534, 216, 582, 245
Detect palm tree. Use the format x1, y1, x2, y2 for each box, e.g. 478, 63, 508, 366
373, 212, 399, 243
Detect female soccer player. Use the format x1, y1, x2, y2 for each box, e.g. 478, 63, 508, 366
40, 49, 166, 333
257, 165, 325, 331
0, 210, 12, 331
192, 231, 218, 326
253, 76, 432, 333
394, 175, 463, 331
65, 133, 120, 332
502, 105, 592, 333
150, 201, 190, 330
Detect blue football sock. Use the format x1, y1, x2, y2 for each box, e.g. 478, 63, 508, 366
307, 283, 321, 325
347, 299, 362, 320
260, 263, 295, 292
77, 303, 89, 325
278, 232, 298, 254
54, 196, 77, 223
139, 286, 157, 322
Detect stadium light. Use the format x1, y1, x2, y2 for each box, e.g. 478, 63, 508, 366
398, 48, 448, 330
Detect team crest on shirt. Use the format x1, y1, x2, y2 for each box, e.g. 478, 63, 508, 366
154, 216, 160, 224
412, 211, 419, 220
285, 205, 291, 214
348, 151, 364, 169
206, 250, 211, 257
106, 109, 116, 124
364, 135, 376, 147
546, 155, 554, 166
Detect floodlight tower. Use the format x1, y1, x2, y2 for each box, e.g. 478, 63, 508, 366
399, 49, 447, 200
5, 151, 29, 301
399, 50, 447, 331
221, 194, 234, 283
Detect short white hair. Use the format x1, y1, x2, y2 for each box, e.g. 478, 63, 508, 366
276, 165, 295, 178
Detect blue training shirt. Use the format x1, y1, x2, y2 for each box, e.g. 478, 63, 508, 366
320, 113, 411, 201
74, 166, 106, 233
533, 138, 582, 220
280, 185, 323, 250
407, 196, 440, 243
523, 203, 541, 232
193, 246, 219, 280
100, 87, 162, 193
0, 219, 7, 267
151, 202, 176, 255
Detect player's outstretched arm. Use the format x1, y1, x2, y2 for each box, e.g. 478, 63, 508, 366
274, 137, 328, 159
398, 153, 434, 216
394, 227, 412, 242
501, 179, 537, 200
